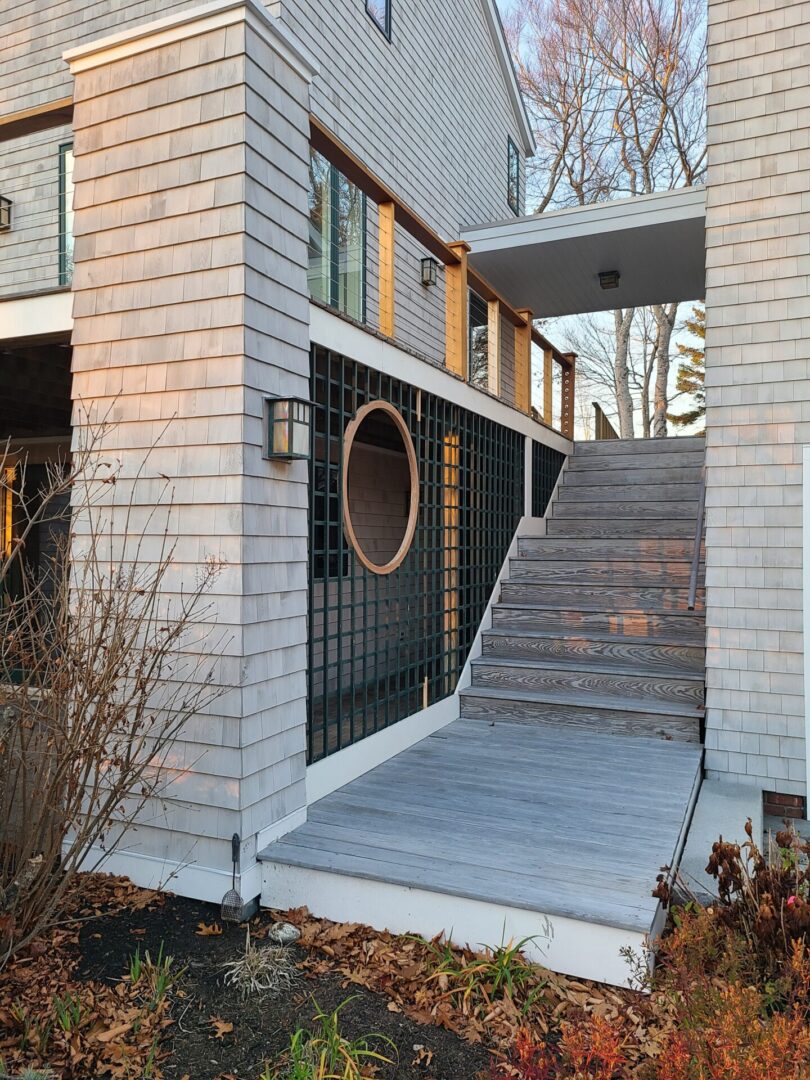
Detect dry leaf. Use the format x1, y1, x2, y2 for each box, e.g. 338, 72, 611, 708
196, 921, 223, 936
209, 1016, 234, 1040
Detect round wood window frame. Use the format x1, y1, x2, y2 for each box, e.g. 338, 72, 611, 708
342, 400, 419, 576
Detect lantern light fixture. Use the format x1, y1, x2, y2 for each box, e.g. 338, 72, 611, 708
420, 256, 439, 287
264, 396, 313, 460
0, 197, 11, 232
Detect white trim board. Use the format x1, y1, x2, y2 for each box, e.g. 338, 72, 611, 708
309, 306, 571, 455
0, 290, 73, 341
306, 696, 458, 804
261, 861, 649, 989
803, 445, 810, 797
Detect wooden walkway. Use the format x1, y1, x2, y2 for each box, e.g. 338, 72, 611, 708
261, 718, 701, 969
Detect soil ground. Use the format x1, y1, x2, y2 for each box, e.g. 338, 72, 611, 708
77, 894, 491, 1080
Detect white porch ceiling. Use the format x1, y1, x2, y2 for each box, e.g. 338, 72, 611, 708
462, 187, 706, 318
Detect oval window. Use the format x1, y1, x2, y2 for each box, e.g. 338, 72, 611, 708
342, 401, 419, 575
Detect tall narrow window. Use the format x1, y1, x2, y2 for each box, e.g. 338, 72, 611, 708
469, 290, 489, 389
58, 143, 74, 286
507, 137, 521, 216
366, 0, 391, 37
308, 149, 366, 323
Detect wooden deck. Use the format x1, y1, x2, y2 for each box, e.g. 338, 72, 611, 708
260, 717, 702, 985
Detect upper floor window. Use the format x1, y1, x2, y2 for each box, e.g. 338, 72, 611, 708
366, 0, 391, 38
58, 143, 74, 286
308, 149, 366, 324
507, 137, 521, 216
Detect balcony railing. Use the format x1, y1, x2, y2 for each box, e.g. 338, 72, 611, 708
310, 117, 576, 439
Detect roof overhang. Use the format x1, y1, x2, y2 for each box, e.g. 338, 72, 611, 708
462, 187, 706, 318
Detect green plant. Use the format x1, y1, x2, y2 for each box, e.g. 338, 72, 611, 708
139, 942, 183, 1010
129, 943, 143, 985
424, 932, 547, 1013
52, 990, 82, 1033
267, 997, 396, 1079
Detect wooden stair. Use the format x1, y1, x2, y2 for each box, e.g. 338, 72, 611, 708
461, 436, 706, 744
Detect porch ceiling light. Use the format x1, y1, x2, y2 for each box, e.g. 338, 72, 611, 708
264, 396, 312, 460
0, 196, 11, 232
599, 270, 620, 290
421, 256, 439, 287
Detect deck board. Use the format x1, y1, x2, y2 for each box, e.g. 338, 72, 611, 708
260, 718, 702, 934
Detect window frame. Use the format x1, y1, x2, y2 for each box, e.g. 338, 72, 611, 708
58, 142, 74, 287
366, 0, 392, 39
308, 149, 367, 324
507, 136, 521, 217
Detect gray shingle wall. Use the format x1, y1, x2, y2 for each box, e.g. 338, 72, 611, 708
704, 0, 810, 796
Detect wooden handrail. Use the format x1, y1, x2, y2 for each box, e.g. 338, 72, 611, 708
688, 463, 706, 611
593, 402, 619, 440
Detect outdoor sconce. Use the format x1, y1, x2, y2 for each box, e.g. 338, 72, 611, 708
264, 396, 312, 460
599, 270, 620, 290
421, 256, 439, 287
0, 197, 11, 232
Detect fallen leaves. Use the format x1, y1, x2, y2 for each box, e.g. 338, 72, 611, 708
209, 1015, 234, 1040
196, 921, 223, 936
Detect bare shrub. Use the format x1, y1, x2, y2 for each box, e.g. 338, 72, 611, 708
0, 427, 226, 968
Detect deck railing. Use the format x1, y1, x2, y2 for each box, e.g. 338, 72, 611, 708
310, 117, 576, 439
688, 463, 706, 611
593, 402, 619, 440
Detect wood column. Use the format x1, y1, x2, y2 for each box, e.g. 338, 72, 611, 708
543, 347, 554, 424
487, 299, 500, 395
378, 201, 396, 338
515, 309, 532, 413
561, 353, 577, 439
445, 241, 470, 377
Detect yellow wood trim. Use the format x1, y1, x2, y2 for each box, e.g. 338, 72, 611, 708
515, 308, 532, 413
0, 97, 74, 142
543, 347, 554, 424
487, 299, 500, 396
560, 352, 577, 439
378, 201, 396, 339
445, 241, 470, 378
2, 466, 16, 559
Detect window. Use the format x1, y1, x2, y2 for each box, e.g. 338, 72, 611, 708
366, 0, 391, 37
469, 290, 489, 389
507, 137, 521, 216
58, 143, 74, 286
308, 149, 366, 323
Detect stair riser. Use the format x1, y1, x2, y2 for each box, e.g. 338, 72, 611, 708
568, 451, 705, 472
482, 633, 705, 674
459, 692, 701, 743
573, 437, 705, 457
492, 606, 705, 642
564, 466, 703, 487
553, 500, 698, 520
500, 581, 705, 612
558, 483, 700, 503
517, 538, 700, 561
546, 518, 697, 538
510, 559, 705, 587
472, 663, 704, 707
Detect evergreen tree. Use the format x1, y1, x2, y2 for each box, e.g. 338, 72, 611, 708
668, 306, 705, 433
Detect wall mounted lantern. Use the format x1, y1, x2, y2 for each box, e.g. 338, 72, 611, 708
0, 197, 11, 232
598, 270, 620, 290
421, 256, 439, 287
264, 397, 312, 460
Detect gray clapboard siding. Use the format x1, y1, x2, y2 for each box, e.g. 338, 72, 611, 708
260, 717, 702, 932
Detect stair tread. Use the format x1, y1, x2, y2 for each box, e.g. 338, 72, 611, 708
459, 684, 705, 719
494, 599, 704, 617
484, 626, 705, 649
472, 654, 705, 682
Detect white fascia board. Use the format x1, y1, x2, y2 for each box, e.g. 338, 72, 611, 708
0, 290, 73, 341
63, 0, 318, 82
479, 0, 536, 156
464, 186, 707, 252
309, 305, 571, 454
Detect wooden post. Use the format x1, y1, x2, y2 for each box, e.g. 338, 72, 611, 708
487, 299, 500, 396
443, 432, 460, 693
543, 347, 554, 424
515, 309, 532, 413
445, 241, 470, 377
561, 352, 577, 439
378, 200, 396, 338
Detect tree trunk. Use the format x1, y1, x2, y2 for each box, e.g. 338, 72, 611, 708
652, 303, 678, 437
613, 309, 635, 437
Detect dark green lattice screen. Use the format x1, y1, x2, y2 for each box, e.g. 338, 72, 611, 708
532, 440, 566, 518
308, 346, 525, 763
